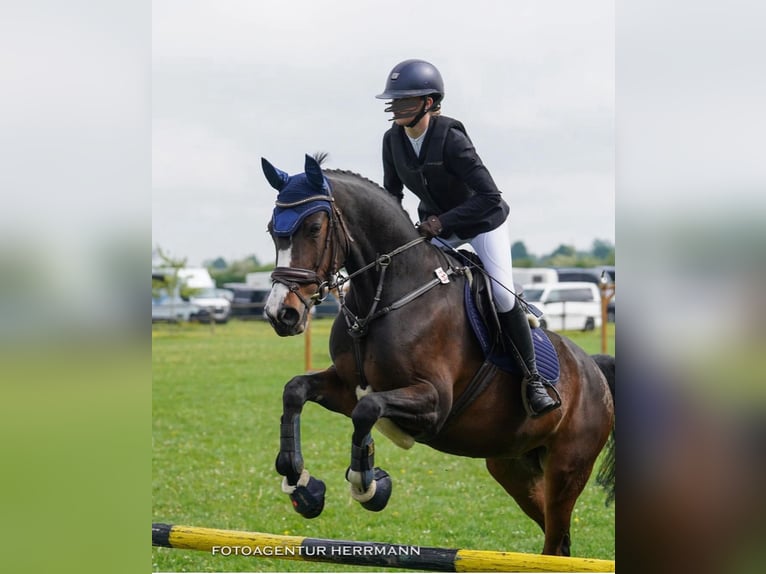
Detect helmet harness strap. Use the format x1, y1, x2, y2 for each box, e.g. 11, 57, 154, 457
406, 97, 430, 128
384, 96, 436, 127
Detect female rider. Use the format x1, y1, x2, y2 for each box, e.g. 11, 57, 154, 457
376, 59, 560, 418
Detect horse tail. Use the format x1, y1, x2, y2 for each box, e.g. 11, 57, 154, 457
591, 353, 615, 506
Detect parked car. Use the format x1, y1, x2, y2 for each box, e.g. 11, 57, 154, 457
224, 283, 270, 320
214, 288, 235, 302
554, 267, 614, 285
512, 267, 559, 286
522, 282, 602, 332
189, 287, 232, 324
554, 267, 615, 323
152, 292, 202, 323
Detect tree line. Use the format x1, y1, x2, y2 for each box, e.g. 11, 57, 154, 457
511, 238, 614, 268
190, 238, 615, 286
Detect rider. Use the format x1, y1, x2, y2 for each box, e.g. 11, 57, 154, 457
376, 58, 560, 418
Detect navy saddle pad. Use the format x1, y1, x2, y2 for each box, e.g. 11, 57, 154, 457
464, 281, 560, 382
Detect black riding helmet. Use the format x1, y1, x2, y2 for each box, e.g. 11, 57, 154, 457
376, 59, 444, 127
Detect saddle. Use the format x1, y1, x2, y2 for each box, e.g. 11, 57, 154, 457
453, 250, 560, 382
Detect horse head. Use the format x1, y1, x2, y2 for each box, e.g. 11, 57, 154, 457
263, 154, 345, 336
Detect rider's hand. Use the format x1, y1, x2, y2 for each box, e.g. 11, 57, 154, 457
416, 216, 443, 239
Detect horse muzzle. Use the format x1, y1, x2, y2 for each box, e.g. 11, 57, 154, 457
265, 280, 313, 336
266, 304, 307, 337
265, 267, 326, 336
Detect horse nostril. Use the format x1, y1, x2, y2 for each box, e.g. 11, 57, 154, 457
278, 307, 301, 327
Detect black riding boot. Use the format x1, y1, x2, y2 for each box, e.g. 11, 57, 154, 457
498, 304, 561, 418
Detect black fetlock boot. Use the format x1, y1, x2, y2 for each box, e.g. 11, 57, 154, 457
498, 303, 561, 418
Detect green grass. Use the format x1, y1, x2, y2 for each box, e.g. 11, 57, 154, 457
153, 320, 615, 572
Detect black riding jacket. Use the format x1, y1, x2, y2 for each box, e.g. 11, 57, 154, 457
382, 115, 509, 239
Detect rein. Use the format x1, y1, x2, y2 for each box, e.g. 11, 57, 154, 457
335, 236, 454, 332
333, 236, 459, 390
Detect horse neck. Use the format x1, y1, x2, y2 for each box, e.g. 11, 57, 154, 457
335, 187, 441, 301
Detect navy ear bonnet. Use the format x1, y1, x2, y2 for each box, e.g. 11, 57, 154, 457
263, 155, 332, 237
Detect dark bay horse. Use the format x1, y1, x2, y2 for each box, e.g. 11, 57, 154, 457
262, 154, 615, 556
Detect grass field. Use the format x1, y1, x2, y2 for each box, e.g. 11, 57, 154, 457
152, 319, 615, 572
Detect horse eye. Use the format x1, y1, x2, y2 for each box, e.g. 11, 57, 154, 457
308, 222, 322, 237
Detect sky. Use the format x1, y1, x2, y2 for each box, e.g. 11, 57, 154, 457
152, 0, 614, 266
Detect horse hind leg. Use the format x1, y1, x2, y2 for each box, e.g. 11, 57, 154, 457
540, 447, 602, 556
486, 452, 547, 535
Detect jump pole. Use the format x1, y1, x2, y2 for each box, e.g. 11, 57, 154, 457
153, 523, 615, 573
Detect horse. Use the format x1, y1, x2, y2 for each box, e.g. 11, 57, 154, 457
261, 154, 615, 556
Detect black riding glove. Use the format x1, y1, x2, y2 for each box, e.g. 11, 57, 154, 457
416, 216, 443, 239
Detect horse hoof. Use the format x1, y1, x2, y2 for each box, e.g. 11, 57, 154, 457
289, 476, 326, 518
361, 468, 392, 512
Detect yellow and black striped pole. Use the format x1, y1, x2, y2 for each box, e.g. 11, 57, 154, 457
153, 523, 615, 573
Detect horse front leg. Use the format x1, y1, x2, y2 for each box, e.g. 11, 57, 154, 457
346, 383, 442, 512
275, 366, 354, 518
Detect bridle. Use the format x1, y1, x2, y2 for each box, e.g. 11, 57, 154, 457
270, 194, 352, 312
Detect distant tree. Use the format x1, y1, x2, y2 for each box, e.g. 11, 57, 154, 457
550, 244, 576, 258
569, 255, 603, 268
511, 241, 536, 267
152, 247, 190, 319
152, 247, 186, 292
538, 244, 575, 267
530, 240, 615, 268
207, 257, 228, 269
511, 241, 529, 260
592, 239, 614, 261
208, 254, 275, 286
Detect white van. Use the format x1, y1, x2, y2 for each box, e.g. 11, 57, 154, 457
178, 269, 232, 323
522, 282, 602, 332
189, 287, 232, 323
513, 267, 559, 286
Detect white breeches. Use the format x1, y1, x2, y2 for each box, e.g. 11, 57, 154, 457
438, 224, 517, 312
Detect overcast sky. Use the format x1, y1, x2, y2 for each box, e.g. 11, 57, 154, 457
152, 0, 614, 266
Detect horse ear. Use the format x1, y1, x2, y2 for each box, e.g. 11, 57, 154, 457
261, 158, 289, 191
304, 154, 324, 190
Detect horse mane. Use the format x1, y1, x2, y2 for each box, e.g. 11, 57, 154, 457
325, 168, 387, 194
312, 152, 412, 222
312, 151, 387, 193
